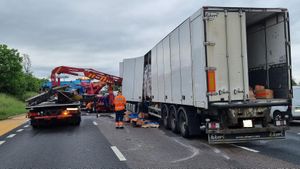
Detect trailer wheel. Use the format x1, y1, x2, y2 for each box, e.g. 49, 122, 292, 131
169, 105, 178, 133
161, 105, 170, 129
178, 108, 190, 138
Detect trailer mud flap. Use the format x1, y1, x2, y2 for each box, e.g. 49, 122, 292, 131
208, 131, 285, 144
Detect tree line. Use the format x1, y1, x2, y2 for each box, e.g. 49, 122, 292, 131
0, 44, 47, 100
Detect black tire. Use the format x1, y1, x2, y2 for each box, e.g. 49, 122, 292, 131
161, 105, 170, 129
71, 116, 81, 126
178, 108, 190, 138
31, 119, 39, 129
169, 105, 178, 133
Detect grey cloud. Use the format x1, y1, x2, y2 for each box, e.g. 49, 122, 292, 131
0, 0, 300, 82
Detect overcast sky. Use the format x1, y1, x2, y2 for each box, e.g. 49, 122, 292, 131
1, 0, 300, 81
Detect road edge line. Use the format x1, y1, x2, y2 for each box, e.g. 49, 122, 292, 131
0, 141, 5, 146
6, 134, 16, 139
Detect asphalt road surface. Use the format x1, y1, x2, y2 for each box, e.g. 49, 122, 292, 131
1, 114, 300, 168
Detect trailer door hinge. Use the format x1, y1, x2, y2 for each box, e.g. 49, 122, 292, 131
203, 12, 219, 21
203, 16, 214, 21
204, 41, 215, 46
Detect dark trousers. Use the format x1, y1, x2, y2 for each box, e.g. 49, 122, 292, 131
115, 110, 125, 122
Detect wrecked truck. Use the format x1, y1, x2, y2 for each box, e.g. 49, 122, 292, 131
120, 6, 292, 144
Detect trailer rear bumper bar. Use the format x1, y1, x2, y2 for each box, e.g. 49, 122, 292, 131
32, 114, 73, 120
207, 126, 288, 144
210, 99, 289, 108
26, 102, 80, 109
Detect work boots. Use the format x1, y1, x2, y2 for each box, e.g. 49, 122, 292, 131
115, 122, 124, 129
119, 122, 124, 129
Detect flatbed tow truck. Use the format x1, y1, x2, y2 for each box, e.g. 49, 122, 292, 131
26, 86, 82, 128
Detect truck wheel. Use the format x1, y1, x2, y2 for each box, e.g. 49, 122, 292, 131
169, 105, 178, 133
31, 120, 39, 129
179, 108, 190, 138
72, 116, 81, 126
161, 105, 170, 129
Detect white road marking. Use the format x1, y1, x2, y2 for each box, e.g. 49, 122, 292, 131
0, 141, 5, 146
297, 133, 300, 135
93, 121, 98, 126
24, 125, 29, 128
213, 148, 230, 160
231, 144, 259, 153
222, 154, 231, 160
16, 129, 24, 132
171, 139, 200, 163
213, 148, 221, 153
111, 146, 126, 161
7, 134, 16, 138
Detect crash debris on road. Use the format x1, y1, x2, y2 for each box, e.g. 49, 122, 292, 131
124, 111, 159, 128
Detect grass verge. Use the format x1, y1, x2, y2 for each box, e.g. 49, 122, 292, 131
0, 93, 27, 120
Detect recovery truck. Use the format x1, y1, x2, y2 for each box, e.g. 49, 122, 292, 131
50, 66, 123, 113
120, 6, 292, 144
26, 86, 81, 128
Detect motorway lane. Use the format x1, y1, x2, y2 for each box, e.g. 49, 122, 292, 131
95, 114, 300, 168
0, 116, 127, 169
229, 122, 300, 165
1, 114, 300, 168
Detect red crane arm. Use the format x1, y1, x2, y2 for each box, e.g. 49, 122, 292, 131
50, 66, 122, 92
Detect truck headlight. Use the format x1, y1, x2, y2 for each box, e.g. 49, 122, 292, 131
66, 108, 79, 111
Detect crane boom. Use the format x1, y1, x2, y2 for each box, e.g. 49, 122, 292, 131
50, 66, 122, 94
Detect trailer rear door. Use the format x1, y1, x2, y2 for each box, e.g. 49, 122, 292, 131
205, 10, 249, 102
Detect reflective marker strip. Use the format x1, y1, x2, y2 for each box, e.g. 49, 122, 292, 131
207, 70, 216, 93
7, 134, 16, 138
0, 141, 5, 146
111, 146, 126, 161
231, 144, 259, 153
17, 129, 24, 132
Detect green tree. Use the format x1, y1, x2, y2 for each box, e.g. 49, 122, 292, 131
0, 44, 26, 98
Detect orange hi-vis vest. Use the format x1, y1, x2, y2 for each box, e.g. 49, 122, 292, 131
114, 95, 126, 111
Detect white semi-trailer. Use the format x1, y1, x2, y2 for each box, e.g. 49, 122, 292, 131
120, 6, 292, 144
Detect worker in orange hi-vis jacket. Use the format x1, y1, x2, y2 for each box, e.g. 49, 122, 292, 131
113, 91, 127, 129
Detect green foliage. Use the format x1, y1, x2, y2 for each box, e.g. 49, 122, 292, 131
0, 93, 26, 120
20, 91, 39, 101
24, 73, 42, 92
0, 44, 44, 101
0, 44, 26, 98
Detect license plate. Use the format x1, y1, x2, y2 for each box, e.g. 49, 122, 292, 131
243, 120, 253, 128
276, 120, 286, 126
